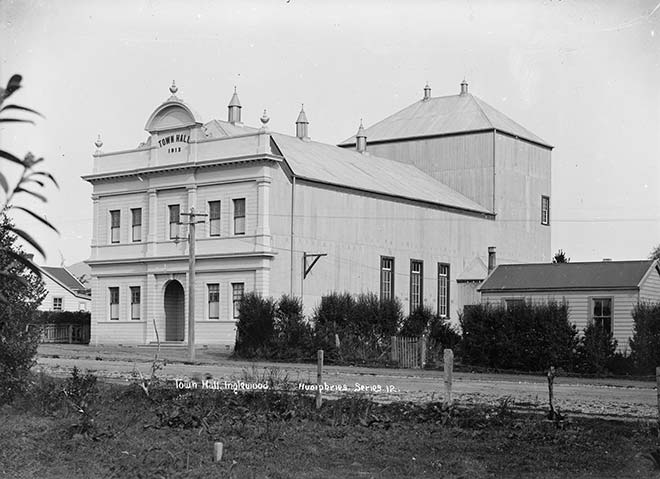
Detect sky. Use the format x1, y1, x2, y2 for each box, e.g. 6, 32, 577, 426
0, 0, 659, 266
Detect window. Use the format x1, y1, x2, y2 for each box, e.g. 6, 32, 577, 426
380, 256, 394, 301
131, 208, 142, 242
78, 302, 86, 311
109, 287, 119, 320
233, 198, 245, 235
53, 297, 63, 311
437, 263, 450, 318
592, 298, 612, 334
110, 210, 120, 243
410, 260, 423, 312
504, 299, 524, 310
209, 201, 221, 236
232, 283, 245, 319
169, 204, 180, 239
130, 286, 140, 320
541, 196, 550, 225
208, 284, 219, 319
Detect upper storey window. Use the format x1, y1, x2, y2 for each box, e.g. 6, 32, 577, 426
209, 201, 221, 237
541, 196, 550, 226
233, 199, 246, 235
169, 204, 180, 239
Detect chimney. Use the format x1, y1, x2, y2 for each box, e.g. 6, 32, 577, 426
423, 82, 431, 101
488, 246, 496, 273
356, 120, 367, 153
295, 105, 309, 140
460, 79, 468, 95
228, 87, 242, 124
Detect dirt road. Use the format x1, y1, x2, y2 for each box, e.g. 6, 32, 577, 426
36, 344, 657, 420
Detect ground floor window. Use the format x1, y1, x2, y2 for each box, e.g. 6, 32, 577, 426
208, 284, 219, 319
437, 263, 450, 318
130, 286, 141, 320
504, 298, 524, 310
592, 297, 612, 334
53, 297, 63, 311
410, 260, 423, 312
232, 283, 245, 319
380, 256, 394, 301
109, 287, 119, 320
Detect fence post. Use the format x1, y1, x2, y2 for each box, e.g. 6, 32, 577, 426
316, 349, 324, 409
548, 366, 556, 419
419, 336, 427, 369
656, 367, 660, 435
444, 348, 454, 404
68, 324, 73, 344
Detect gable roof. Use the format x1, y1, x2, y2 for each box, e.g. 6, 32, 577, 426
339, 93, 552, 149
457, 257, 488, 282
479, 260, 656, 292
40, 266, 91, 300
270, 133, 492, 215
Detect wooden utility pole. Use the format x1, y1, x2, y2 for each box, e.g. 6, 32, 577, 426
180, 207, 207, 362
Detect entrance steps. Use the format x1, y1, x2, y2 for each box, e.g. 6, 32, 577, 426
138, 341, 187, 349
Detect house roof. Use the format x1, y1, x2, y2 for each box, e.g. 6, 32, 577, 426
339, 93, 552, 148
457, 257, 488, 282
270, 132, 492, 215
479, 260, 657, 292
40, 266, 91, 300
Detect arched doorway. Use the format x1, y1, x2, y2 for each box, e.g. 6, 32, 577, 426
164, 280, 185, 341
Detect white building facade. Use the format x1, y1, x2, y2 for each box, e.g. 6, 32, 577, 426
84, 81, 551, 348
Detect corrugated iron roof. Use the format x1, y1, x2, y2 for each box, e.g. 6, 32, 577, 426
339, 93, 552, 148
271, 133, 492, 214
41, 266, 91, 299
203, 119, 259, 137
479, 260, 656, 292
457, 257, 488, 282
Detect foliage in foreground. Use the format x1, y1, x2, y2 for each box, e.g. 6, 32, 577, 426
0, 214, 46, 404
5, 369, 660, 479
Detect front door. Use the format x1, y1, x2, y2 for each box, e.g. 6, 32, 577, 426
164, 281, 185, 341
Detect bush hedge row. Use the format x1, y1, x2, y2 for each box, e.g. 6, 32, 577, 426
235, 292, 660, 375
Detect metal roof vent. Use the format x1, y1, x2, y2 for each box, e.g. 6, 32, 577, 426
423, 82, 431, 101
295, 104, 309, 140
356, 120, 367, 153
460, 79, 469, 95
228, 87, 242, 124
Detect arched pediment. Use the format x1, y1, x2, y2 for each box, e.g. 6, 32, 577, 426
144, 100, 203, 133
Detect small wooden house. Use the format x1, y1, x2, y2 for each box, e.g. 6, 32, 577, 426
38, 266, 92, 312
478, 260, 660, 351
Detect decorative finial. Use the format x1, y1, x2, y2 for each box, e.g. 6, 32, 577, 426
94, 134, 103, 149
260, 109, 270, 125
169, 80, 178, 95
234, 85, 237, 93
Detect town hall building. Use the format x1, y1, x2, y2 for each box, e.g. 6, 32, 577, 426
83, 80, 552, 347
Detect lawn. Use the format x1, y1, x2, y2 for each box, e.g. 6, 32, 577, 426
1, 370, 659, 478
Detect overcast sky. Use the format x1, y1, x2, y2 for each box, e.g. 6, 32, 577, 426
1, 0, 659, 266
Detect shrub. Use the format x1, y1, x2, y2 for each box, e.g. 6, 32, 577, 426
428, 315, 461, 350
399, 305, 434, 337
0, 213, 46, 405
460, 301, 577, 371
234, 292, 276, 358
312, 292, 403, 363
273, 295, 314, 360
575, 323, 617, 374
35, 310, 90, 326
629, 302, 660, 374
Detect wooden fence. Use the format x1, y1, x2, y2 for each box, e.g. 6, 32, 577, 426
40, 323, 90, 344
390, 336, 445, 369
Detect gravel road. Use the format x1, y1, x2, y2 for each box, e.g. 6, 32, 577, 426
35, 344, 658, 420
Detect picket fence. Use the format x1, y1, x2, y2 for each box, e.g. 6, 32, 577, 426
40, 323, 90, 344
